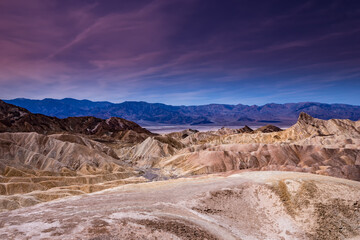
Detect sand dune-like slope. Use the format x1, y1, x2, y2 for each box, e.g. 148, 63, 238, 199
0, 171, 359, 240
130, 113, 360, 180
120, 136, 185, 168
157, 143, 360, 180
0, 132, 146, 211
0, 132, 121, 172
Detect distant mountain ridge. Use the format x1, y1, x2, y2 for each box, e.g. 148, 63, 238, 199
4, 98, 360, 126
0, 100, 153, 142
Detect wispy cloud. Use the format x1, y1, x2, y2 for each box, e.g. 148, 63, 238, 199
0, 0, 359, 105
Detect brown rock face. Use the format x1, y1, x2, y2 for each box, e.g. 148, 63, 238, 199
298, 111, 315, 123
0, 100, 30, 124
0, 100, 153, 140
256, 124, 283, 133
238, 125, 254, 133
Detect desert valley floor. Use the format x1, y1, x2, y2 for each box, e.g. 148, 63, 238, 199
0, 100, 359, 239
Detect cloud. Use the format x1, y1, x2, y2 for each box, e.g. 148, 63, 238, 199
0, 0, 359, 105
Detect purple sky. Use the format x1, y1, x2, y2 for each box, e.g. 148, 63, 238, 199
1, 0, 360, 105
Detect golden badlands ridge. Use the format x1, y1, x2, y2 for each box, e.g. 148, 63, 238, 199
0, 100, 359, 239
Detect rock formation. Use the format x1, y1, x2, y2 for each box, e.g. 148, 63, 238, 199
127, 112, 360, 181
237, 125, 254, 133
0, 100, 360, 239
255, 124, 283, 133
0, 101, 153, 211
0, 171, 359, 239
0, 131, 147, 210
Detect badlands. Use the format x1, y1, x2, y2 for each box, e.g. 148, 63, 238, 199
0, 100, 359, 239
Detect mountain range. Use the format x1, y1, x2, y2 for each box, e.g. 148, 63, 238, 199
4, 98, 360, 126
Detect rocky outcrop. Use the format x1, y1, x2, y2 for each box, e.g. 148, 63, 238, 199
0, 101, 156, 211
256, 124, 283, 133
121, 136, 184, 167
238, 125, 254, 133
291, 112, 360, 138
142, 113, 360, 181
165, 129, 199, 140
0, 131, 146, 211
216, 112, 360, 145
1, 105, 360, 213
157, 143, 360, 180
0, 132, 124, 173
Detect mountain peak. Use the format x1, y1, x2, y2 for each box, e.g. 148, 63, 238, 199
298, 112, 315, 123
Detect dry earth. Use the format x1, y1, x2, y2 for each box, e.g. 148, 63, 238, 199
0, 132, 148, 212
0, 112, 359, 213
0, 171, 359, 240
122, 113, 360, 181
0, 100, 360, 239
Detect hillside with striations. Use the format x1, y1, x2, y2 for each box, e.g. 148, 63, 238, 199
0, 100, 360, 239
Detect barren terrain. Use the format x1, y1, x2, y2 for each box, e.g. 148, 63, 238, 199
0, 171, 359, 240
0, 100, 359, 239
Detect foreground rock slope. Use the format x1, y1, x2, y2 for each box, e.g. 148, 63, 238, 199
0, 171, 359, 240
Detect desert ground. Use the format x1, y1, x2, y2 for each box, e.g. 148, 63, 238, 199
0, 100, 359, 239
1, 171, 359, 240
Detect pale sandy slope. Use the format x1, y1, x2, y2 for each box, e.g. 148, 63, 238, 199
142, 113, 360, 180
0, 171, 359, 240
0, 132, 146, 212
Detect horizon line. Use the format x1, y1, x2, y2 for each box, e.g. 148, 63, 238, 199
2, 97, 360, 107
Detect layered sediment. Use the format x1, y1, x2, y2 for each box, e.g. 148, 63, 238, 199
0, 100, 360, 239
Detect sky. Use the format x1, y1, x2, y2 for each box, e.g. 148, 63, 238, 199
0, 0, 360, 105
